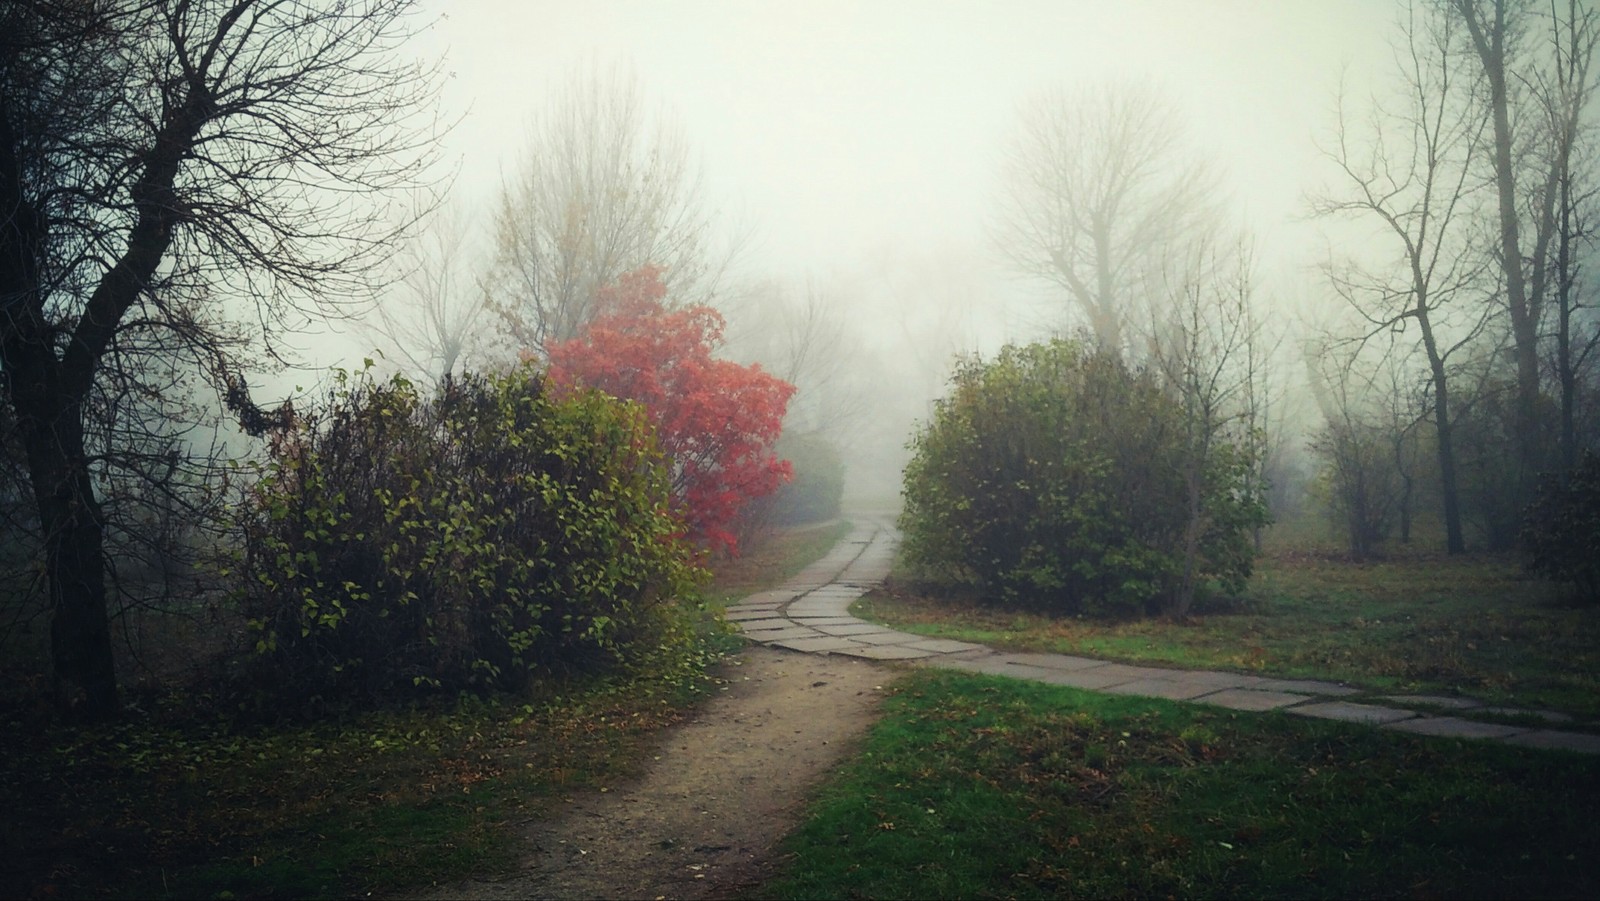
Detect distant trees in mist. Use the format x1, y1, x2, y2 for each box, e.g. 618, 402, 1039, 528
989, 0, 1600, 562
1305, 0, 1600, 557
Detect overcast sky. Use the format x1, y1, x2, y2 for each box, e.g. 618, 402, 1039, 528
417, 0, 1398, 288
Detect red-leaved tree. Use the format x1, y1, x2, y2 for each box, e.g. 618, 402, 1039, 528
545, 266, 795, 553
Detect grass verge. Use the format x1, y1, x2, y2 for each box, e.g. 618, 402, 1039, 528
2, 521, 851, 900
856, 551, 1600, 718
2, 670, 719, 900
765, 668, 1600, 900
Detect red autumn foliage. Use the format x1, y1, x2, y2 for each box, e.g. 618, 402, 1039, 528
545, 265, 795, 554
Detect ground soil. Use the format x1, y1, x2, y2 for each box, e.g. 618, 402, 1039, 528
407, 645, 890, 900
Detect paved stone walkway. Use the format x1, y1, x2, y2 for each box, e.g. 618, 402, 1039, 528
727, 520, 1600, 756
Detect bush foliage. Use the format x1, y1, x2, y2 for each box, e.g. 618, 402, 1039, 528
900, 339, 1263, 617
1522, 451, 1600, 602
231, 365, 707, 704
545, 266, 794, 554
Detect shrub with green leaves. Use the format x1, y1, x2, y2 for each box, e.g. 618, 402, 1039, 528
230, 365, 707, 704
1522, 451, 1600, 602
900, 339, 1262, 617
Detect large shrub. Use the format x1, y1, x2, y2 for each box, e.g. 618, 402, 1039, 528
231, 365, 706, 704
545, 266, 795, 554
900, 339, 1262, 617
1522, 451, 1600, 602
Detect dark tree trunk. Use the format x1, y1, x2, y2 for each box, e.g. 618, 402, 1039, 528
1433, 399, 1465, 555
28, 405, 117, 716
0, 49, 196, 717
1458, 0, 1547, 504
0, 244, 119, 715
0, 189, 119, 714
1418, 311, 1466, 555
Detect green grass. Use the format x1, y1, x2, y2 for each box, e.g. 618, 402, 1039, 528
856, 549, 1600, 718
2, 676, 711, 900
766, 669, 1600, 900
2, 521, 851, 900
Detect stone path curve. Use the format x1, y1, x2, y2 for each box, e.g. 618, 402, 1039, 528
727, 519, 1600, 756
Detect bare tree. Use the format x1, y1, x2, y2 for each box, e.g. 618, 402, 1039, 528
360, 196, 490, 383
0, 1, 440, 715
489, 64, 730, 356
1526, 0, 1600, 469
994, 81, 1220, 353
723, 277, 872, 442
1145, 232, 1271, 618
1309, 2, 1495, 554
1449, 0, 1600, 486
1305, 334, 1421, 559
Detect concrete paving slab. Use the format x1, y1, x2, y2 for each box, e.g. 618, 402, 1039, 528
998, 652, 1109, 672
792, 593, 855, 604
1478, 707, 1575, 723
731, 618, 792, 631
740, 627, 822, 642
1383, 716, 1525, 740
1173, 670, 1267, 691
804, 596, 865, 607
815, 623, 902, 637
1102, 678, 1220, 701
771, 636, 865, 653
833, 644, 939, 661
1027, 667, 1147, 690
900, 638, 987, 654
849, 631, 933, 646
786, 604, 851, 618
788, 569, 841, 584
1252, 679, 1361, 697
1500, 729, 1600, 754
931, 659, 1111, 687
1089, 663, 1179, 684
1288, 701, 1418, 725
1377, 694, 1483, 710
1198, 689, 1310, 711
785, 616, 862, 626
926, 655, 1034, 677
723, 608, 784, 622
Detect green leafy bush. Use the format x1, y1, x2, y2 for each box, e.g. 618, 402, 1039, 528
1522, 451, 1600, 602
900, 339, 1262, 617
230, 365, 707, 704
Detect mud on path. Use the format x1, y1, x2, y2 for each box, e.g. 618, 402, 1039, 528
408, 645, 889, 900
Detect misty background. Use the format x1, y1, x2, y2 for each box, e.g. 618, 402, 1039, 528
279, 0, 1406, 508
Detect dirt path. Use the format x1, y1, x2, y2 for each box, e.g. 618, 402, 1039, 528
409, 645, 889, 900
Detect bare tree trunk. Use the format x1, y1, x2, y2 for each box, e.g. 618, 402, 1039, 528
28, 410, 117, 715
2, 0, 441, 717
1457, 0, 1547, 497
1418, 309, 1466, 554
0, 95, 115, 714
1172, 462, 1203, 620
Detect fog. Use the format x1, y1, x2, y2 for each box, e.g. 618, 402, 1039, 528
299, 0, 1403, 504
422, 0, 1390, 272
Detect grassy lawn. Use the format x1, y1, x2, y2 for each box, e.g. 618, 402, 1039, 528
766, 668, 1600, 900
4, 680, 706, 900
0, 521, 842, 900
855, 549, 1600, 719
